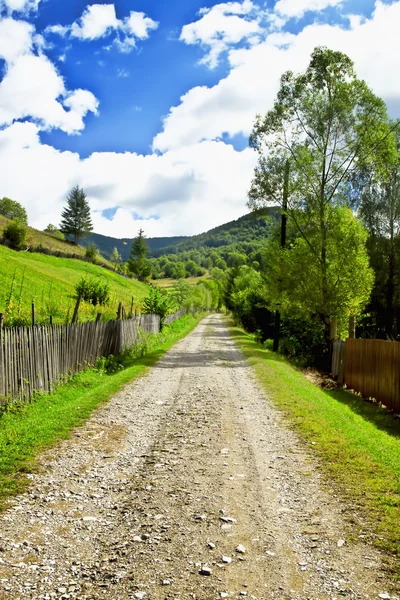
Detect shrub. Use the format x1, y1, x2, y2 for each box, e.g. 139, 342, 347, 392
75, 277, 110, 306
3, 220, 27, 250
44, 224, 65, 240
142, 286, 174, 330
85, 243, 98, 260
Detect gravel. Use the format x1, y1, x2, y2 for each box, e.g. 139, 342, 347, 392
0, 315, 396, 600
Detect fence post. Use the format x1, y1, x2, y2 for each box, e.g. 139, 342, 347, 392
348, 316, 356, 339
96, 312, 102, 323
116, 302, 122, 320
31, 300, 35, 326
72, 295, 82, 324
0, 313, 3, 330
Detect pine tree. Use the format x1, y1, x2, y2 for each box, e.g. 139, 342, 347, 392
128, 228, 151, 281
59, 186, 93, 243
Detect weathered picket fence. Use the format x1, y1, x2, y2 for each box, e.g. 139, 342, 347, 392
0, 310, 192, 402
331, 338, 400, 413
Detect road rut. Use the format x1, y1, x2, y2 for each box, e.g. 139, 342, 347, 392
0, 315, 393, 600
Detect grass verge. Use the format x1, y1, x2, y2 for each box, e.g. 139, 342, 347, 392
0, 313, 203, 509
229, 321, 400, 573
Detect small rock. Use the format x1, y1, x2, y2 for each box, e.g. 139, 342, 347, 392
220, 593, 228, 598
162, 579, 171, 586
378, 595, 391, 600
236, 545, 246, 554
199, 566, 212, 576
337, 539, 345, 547
221, 556, 232, 564
266, 551, 275, 557
207, 542, 216, 550
133, 593, 146, 599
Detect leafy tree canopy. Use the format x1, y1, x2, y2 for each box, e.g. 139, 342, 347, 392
0, 197, 28, 224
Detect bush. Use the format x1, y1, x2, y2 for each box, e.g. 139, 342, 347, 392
142, 286, 174, 330
75, 277, 110, 306
3, 220, 27, 250
85, 243, 98, 260
44, 224, 65, 240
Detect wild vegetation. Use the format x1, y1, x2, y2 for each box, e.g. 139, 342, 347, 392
216, 47, 400, 367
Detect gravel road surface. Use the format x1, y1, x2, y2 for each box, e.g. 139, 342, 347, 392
0, 315, 394, 600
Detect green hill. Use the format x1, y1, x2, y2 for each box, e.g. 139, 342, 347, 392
81, 231, 188, 261
0, 245, 149, 328
81, 209, 279, 262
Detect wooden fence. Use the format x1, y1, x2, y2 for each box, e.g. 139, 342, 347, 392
0, 310, 187, 402
331, 338, 400, 413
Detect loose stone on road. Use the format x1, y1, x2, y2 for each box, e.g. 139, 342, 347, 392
0, 315, 393, 599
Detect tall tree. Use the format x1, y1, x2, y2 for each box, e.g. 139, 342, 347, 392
0, 197, 28, 224
59, 186, 93, 243
358, 128, 400, 337
128, 228, 151, 281
248, 46, 397, 339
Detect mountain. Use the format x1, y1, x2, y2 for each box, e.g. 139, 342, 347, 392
82, 208, 279, 261
81, 232, 188, 261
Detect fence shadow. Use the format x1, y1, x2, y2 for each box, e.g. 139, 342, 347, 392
324, 386, 400, 440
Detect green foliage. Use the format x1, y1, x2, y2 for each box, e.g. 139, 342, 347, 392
60, 186, 93, 243
264, 207, 373, 323
110, 247, 121, 267
248, 46, 395, 335
0, 197, 28, 224
142, 286, 174, 328
44, 224, 65, 240
75, 277, 110, 306
85, 243, 98, 261
128, 229, 151, 281
3, 220, 27, 250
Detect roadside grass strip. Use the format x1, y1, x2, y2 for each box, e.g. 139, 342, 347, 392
229, 323, 400, 571
0, 314, 202, 509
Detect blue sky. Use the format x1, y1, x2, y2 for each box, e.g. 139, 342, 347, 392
0, 0, 399, 237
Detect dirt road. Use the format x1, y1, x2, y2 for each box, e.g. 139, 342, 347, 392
0, 315, 393, 600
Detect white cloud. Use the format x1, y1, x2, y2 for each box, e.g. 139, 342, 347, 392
274, 0, 343, 19
125, 11, 159, 40
180, 0, 262, 68
0, 0, 40, 13
0, 17, 99, 133
0, 17, 33, 62
47, 4, 159, 52
154, 0, 400, 153
0, 123, 256, 237
70, 4, 119, 40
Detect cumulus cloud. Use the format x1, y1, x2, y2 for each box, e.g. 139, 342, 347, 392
70, 4, 119, 40
0, 0, 40, 13
154, 0, 400, 152
274, 0, 343, 19
47, 3, 158, 52
180, 0, 262, 68
0, 17, 99, 133
0, 123, 256, 237
0, 17, 33, 61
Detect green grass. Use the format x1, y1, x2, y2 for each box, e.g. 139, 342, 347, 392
0, 244, 149, 326
0, 215, 87, 257
229, 322, 400, 571
0, 313, 202, 508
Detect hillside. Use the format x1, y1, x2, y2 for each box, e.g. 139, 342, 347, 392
152, 209, 279, 256
81, 232, 188, 261
0, 245, 149, 328
0, 215, 87, 258
81, 209, 279, 262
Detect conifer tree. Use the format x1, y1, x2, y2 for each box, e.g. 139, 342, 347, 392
128, 228, 151, 281
60, 186, 93, 243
